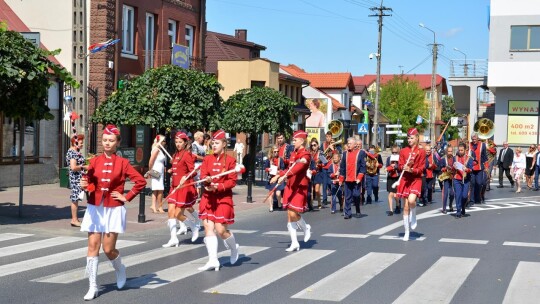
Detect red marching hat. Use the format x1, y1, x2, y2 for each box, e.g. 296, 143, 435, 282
103, 124, 120, 135
175, 131, 189, 140
292, 130, 308, 139
407, 127, 419, 136
212, 130, 226, 140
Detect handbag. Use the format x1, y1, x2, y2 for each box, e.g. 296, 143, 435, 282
146, 169, 161, 179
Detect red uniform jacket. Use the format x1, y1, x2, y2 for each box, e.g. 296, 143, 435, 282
339, 149, 366, 183
386, 155, 400, 178
453, 154, 473, 181
279, 147, 311, 187
200, 153, 237, 203
425, 153, 437, 179
398, 146, 426, 178
171, 150, 195, 188
86, 153, 146, 207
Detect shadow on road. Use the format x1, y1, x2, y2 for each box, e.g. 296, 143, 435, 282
0, 202, 85, 225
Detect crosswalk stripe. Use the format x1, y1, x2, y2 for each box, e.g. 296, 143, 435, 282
322, 233, 370, 239
503, 241, 540, 248
292, 252, 404, 301
0, 233, 33, 242
393, 256, 479, 304
439, 238, 489, 245
263, 231, 304, 236
379, 235, 426, 241
127, 246, 268, 289
32, 244, 204, 284
0, 236, 85, 258
0, 240, 142, 278
205, 249, 334, 295
502, 261, 540, 304
231, 230, 258, 234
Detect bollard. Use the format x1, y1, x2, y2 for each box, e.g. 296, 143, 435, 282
138, 192, 146, 223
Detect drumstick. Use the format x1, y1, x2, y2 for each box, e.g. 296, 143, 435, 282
164, 163, 202, 200
392, 153, 413, 189
263, 159, 306, 204
158, 144, 173, 160
176, 164, 246, 190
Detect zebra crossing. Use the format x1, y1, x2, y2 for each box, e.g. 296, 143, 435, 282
1, 232, 540, 303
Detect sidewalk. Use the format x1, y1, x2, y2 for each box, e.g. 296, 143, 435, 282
0, 181, 271, 234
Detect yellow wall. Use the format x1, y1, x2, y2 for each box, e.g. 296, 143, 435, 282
217, 59, 279, 101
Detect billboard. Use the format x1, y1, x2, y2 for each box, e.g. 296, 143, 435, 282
172, 43, 190, 69
507, 116, 538, 144
305, 98, 328, 128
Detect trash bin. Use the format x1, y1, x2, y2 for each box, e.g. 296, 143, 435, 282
59, 167, 70, 188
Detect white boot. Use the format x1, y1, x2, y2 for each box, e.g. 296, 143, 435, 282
83, 256, 99, 301
163, 219, 179, 247
183, 212, 201, 242
110, 254, 126, 289
403, 215, 410, 241
410, 207, 417, 230
223, 233, 240, 265
286, 222, 300, 252
297, 217, 311, 242
176, 220, 188, 235
198, 236, 220, 271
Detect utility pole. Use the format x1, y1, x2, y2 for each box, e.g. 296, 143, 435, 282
369, 1, 392, 147
419, 23, 440, 144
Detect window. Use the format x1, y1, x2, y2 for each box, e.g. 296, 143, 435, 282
168, 20, 177, 46
145, 13, 155, 70
185, 25, 194, 57
251, 81, 265, 88
122, 5, 135, 54
510, 25, 540, 50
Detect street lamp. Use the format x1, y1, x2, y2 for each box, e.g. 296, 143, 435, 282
453, 47, 468, 76
371, 51, 381, 147
419, 23, 438, 144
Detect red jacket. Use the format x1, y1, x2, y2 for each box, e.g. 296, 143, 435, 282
425, 153, 437, 179
398, 145, 426, 178
200, 153, 237, 203
86, 153, 146, 207
171, 150, 195, 187
279, 147, 311, 187
339, 149, 366, 183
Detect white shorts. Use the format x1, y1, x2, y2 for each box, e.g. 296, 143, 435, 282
80, 204, 127, 233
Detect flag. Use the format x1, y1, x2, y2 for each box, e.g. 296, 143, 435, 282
416, 115, 423, 125
88, 39, 120, 54
364, 100, 372, 107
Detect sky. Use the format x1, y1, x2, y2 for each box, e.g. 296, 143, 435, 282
206, 0, 491, 79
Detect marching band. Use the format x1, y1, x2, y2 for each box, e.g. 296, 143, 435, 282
77, 120, 503, 299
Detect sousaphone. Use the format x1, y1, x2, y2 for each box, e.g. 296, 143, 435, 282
327, 120, 343, 139
474, 118, 495, 139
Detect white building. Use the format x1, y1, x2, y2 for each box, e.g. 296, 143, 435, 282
489, 0, 540, 145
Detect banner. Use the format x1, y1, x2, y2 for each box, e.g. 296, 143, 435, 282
508, 101, 539, 115
507, 116, 538, 144
306, 127, 324, 144
305, 98, 328, 128
172, 43, 190, 69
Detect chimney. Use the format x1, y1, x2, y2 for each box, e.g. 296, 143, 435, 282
235, 29, 247, 41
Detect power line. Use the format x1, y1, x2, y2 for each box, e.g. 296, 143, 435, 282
405, 54, 432, 74
300, 0, 374, 23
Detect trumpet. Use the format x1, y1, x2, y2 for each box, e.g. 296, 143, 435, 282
324, 140, 342, 158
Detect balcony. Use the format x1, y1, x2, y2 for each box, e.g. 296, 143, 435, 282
449, 59, 488, 78
142, 50, 206, 72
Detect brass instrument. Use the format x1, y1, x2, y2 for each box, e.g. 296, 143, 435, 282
327, 120, 344, 139
485, 139, 497, 176
323, 139, 342, 158
366, 155, 378, 175
474, 118, 495, 139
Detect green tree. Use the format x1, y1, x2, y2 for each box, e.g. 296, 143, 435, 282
379, 75, 428, 134
91, 65, 223, 131
0, 24, 78, 217
220, 87, 296, 202
441, 95, 460, 140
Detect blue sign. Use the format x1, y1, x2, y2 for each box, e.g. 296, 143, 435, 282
358, 123, 369, 135
172, 43, 190, 69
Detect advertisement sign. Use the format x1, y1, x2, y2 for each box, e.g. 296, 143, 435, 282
172, 43, 190, 69
117, 147, 136, 165
508, 101, 539, 115
305, 98, 328, 128
306, 127, 324, 144
507, 116, 539, 144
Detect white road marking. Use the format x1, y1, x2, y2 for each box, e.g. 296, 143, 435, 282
292, 252, 404, 301
322, 233, 370, 239
379, 235, 426, 241
205, 249, 333, 295
0, 233, 33, 242
503, 241, 540, 248
231, 229, 259, 234
0, 236, 85, 258
439, 238, 489, 245
503, 261, 540, 304
393, 256, 479, 304
263, 231, 304, 236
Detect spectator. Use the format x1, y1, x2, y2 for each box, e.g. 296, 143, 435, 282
147, 135, 166, 213
192, 131, 206, 196
234, 140, 245, 164
66, 134, 86, 227
512, 147, 526, 193
497, 141, 514, 188
525, 145, 536, 189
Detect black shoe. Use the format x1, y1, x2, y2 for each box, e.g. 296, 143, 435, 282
344, 215, 352, 219
497, 185, 504, 188
386, 211, 393, 216
374, 196, 379, 202
339, 208, 344, 212
511, 183, 515, 188
354, 214, 362, 218
461, 210, 466, 215
442, 210, 447, 214
448, 207, 454, 212
322, 200, 328, 205
456, 214, 462, 218
534, 188, 540, 191
394, 206, 401, 214
486, 186, 491, 191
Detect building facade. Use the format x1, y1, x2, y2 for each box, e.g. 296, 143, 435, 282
489, 0, 540, 145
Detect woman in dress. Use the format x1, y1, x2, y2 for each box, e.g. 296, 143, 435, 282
270, 130, 312, 252
147, 134, 166, 213
396, 128, 426, 241
309, 138, 327, 209
79, 124, 146, 300
163, 131, 201, 247
66, 134, 85, 227
192, 131, 207, 197
512, 147, 526, 193
264, 145, 285, 212
525, 145, 536, 189
198, 130, 240, 271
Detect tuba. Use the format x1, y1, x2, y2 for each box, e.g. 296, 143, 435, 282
474, 118, 495, 140
366, 154, 379, 175
327, 120, 344, 139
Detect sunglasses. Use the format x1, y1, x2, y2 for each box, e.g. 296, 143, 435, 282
392, 152, 398, 154
273, 151, 278, 153
311, 144, 318, 147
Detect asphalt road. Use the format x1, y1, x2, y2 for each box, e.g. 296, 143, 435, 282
1, 180, 540, 304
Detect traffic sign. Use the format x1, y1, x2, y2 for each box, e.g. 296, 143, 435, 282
386, 124, 402, 128
358, 123, 369, 135
395, 139, 404, 144
371, 126, 381, 134
386, 130, 400, 134
451, 117, 467, 127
